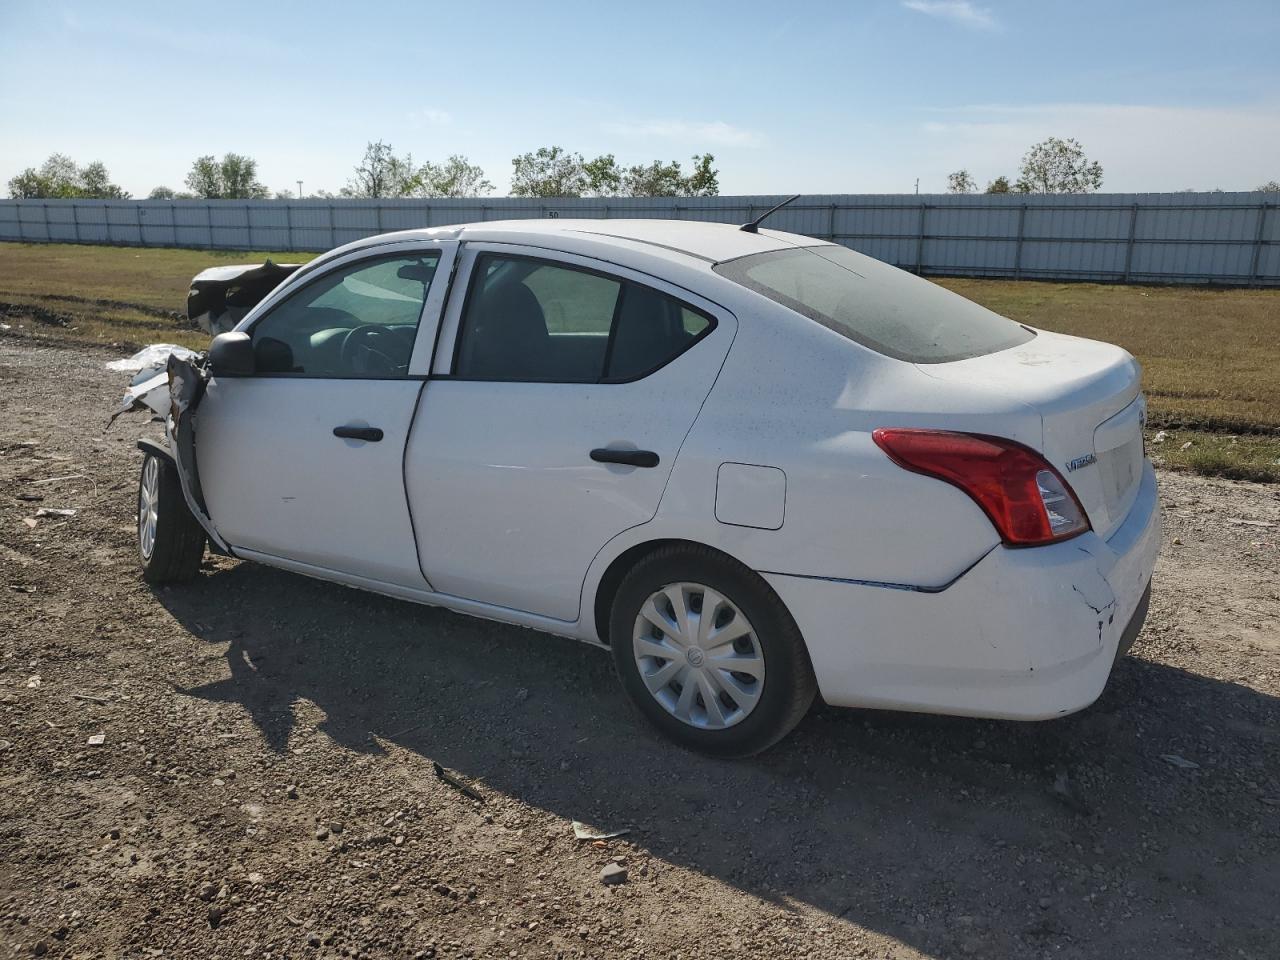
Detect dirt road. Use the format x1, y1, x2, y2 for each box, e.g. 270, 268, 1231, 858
2, 335, 1278, 959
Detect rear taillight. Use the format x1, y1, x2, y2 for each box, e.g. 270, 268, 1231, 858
872, 428, 1090, 546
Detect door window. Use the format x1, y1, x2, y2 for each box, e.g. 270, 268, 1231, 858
453, 254, 715, 382
250, 253, 439, 377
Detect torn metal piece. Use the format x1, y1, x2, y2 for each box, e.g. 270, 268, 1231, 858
165, 354, 228, 553
105, 344, 199, 373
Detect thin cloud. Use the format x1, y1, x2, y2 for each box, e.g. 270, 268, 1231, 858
601, 119, 763, 148
902, 1, 998, 30
411, 107, 453, 126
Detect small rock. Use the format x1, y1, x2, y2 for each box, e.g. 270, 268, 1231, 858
26, 676, 42, 689
198, 882, 217, 902
600, 863, 628, 886
1038, 897, 1052, 910
207, 905, 224, 927
314, 827, 329, 841
286, 785, 298, 799
87, 734, 105, 746
432, 882, 453, 897
247, 872, 264, 884
515, 687, 529, 702
307, 931, 322, 948
390, 884, 403, 896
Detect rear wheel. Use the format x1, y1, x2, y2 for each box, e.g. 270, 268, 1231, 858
610, 545, 816, 757
138, 453, 206, 584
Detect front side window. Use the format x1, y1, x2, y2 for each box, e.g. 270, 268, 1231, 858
453, 254, 715, 382
713, 245, 1033, 363
251, 252, 439, 377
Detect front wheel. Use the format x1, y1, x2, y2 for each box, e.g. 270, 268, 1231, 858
138, 453, 206, 583
610, 545, 817, 757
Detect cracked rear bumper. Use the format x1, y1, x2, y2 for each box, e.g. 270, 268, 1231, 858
765, 461, 1161, 720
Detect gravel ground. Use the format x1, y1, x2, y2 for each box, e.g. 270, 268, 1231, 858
1, 335, 1278, 960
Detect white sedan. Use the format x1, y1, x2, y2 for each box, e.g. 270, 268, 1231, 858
119, 216, 1160, 756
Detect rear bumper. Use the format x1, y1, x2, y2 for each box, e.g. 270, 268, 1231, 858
766, 460, 1161, 720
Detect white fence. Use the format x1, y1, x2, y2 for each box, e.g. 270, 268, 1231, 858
1, 193, 1277, 286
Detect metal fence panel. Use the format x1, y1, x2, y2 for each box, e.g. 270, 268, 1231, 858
0, 193, 1276, 286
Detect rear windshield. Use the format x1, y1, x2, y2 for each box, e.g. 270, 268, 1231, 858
713, 245, 1034, 363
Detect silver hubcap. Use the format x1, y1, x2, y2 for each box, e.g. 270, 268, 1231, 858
632, 582, 765, 730
139, 457, 159, 560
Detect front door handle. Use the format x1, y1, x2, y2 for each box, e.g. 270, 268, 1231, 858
333, 425, 384, 442
590, 447, 660, 468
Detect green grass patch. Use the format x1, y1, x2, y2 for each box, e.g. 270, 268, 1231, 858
1148, 429, 1280, 483
938, 278, 1280, 432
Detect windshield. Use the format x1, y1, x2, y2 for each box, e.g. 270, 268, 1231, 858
713, 245, 1034, 363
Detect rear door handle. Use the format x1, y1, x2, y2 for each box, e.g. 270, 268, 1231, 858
333, 425, 384, 442
590, 448, 660, 468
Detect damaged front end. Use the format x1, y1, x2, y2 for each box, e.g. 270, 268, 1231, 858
109, 351, 227, 553
188, 260, 301, 335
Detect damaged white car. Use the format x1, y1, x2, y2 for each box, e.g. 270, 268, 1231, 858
114, 216, 1160, 756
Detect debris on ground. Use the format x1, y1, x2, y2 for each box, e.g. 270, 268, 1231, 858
572, 821, 632, 841
432, 761, 485, 803
34, 507, 76, 518
599, 863, 628, 885
1160, 753, 1200, 769
86, 734, 105, 746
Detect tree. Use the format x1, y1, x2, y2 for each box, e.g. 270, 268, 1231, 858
510, 146, 591, 198
184, 153, 269, 199
7, 153, 128, 199
582, 154, 623, 197
510, 146, 721, 197
149, 186, 176, 200
219, 154, 269, 199
1015, 137, 1103, 194
415, 155, 494, 198
683, 154, 719, 197
341, 141, 420, 198
947, 169, 977, 194
984, 175, 1012, 194
623, 159, 686, 197
1257, 180, 1280, 193
185, 156, 222, 198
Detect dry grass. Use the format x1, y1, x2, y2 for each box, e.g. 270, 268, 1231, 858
0, 242, 312, 351
938, 278, 1280, 432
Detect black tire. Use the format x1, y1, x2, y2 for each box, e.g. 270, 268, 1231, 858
609, 544, 817, 757
137, 453, 206, 584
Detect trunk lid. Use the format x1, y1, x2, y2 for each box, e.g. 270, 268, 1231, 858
917, 329, 1145, 539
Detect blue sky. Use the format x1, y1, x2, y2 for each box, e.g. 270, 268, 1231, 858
2, 0, 1278, 197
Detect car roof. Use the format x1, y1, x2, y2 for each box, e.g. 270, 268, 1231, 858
338, 218, 825, 267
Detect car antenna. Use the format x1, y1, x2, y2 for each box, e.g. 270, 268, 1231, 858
740, 194, 801, 234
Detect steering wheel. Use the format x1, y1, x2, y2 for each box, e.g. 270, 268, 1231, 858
340, 324, 400, 376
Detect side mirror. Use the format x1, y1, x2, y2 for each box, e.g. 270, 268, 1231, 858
208, 331, 255, 377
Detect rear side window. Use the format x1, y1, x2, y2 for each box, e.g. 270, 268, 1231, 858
713, 245, 1033, 363
453, 254, 715, 382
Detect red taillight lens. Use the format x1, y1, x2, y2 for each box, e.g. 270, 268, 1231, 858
872, 428, 1090, 546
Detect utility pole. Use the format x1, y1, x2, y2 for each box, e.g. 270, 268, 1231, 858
297, 180, 304, 200
914, 178, 919, 195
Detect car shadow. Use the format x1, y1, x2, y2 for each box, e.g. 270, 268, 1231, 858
158, 561, 1279, 957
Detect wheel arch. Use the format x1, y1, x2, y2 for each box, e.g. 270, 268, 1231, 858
590, 536, 789, 647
